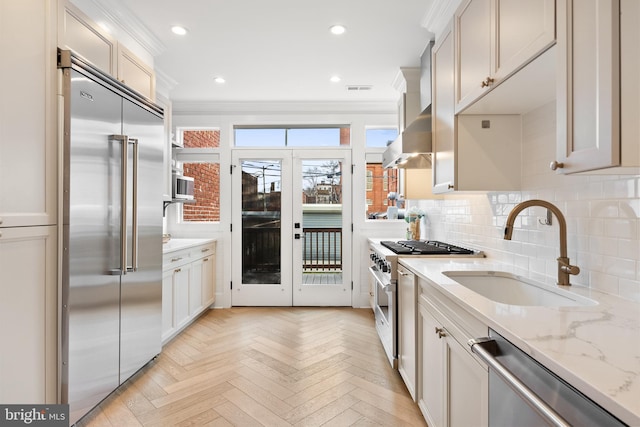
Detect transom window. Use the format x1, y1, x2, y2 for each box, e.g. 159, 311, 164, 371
235, 126, 350, 147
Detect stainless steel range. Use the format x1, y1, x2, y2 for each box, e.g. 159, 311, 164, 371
368, 240, 484, 367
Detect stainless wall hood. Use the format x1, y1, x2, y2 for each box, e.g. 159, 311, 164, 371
382, 105, 432, 169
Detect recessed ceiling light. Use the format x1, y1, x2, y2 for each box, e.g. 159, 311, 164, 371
329, 25, 346, 35
214, 77, 226, 84
171, 26, 188, 36
330, 75, 341, 83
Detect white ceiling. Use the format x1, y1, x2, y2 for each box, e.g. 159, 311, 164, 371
89, 0, 436, 103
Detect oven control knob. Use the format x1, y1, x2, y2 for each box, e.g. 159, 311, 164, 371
382, 262, 389, 273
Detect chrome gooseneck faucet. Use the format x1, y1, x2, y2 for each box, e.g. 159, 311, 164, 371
504, 199, 580, 286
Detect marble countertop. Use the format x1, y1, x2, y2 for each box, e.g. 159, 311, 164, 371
399, 257, 640, 426
163, 238, 216, 253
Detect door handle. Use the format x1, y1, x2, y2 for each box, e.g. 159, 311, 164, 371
110, 134, 128, 275
294, 233, 301, 239
129, 138, 139, 272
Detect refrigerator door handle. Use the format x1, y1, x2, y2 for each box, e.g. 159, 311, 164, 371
110, 134, 129, 275
129, 138, 139, 272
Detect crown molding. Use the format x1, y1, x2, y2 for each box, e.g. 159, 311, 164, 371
90, 0, 165, 56
421, 0, 463, 39
172, 100, 397, 116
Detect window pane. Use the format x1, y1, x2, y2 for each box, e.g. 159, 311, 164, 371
182, 162, 220, 222
183, 129, 220, 148
235, 127, 350, 147
366, 128, 398, 148
365, 163, 400, 219
288, 128, 350, 146
235, 128, 286, 147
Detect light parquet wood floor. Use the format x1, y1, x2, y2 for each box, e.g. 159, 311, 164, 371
76, 307, 427, 427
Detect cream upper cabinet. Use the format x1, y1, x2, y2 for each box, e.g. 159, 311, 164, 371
58, 0, 117, 75
432, 22, 457, 193
455, 0, 556, 113
432, 22, 521, 194
58, 0, 156, 101
117, 44, 156, 101
1, 0, 57, 228
555, 0, 639, 173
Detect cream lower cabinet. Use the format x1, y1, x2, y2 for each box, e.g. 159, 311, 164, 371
397, 264, 418, 401
162, 242, 216, 344
417, 278, 488, 427
0, 226, 57, 403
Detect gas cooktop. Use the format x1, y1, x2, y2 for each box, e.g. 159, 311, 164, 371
380, 240, 476, 255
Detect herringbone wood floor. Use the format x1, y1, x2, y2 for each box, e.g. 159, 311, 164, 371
77, 307, 427, 427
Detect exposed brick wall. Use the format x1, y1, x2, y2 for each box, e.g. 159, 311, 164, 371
340, 128, 350, 146
182, 130, 220, 222
366, 164, 399, 217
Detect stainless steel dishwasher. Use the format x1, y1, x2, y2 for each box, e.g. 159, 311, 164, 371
469, 329, 628, 427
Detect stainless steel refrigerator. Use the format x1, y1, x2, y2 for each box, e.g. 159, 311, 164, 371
58, 50, 163, 425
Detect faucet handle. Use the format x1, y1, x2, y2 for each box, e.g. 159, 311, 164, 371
560, 263, 580, 275
558, 257, 580, 275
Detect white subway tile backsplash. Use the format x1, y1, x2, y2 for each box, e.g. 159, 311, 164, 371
417, 102, 640, 302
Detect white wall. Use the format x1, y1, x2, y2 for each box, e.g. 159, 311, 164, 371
414, 102, 640, 301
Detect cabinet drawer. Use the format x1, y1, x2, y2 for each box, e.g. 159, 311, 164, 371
419, 278, 488, 361
163, 248, 192, 270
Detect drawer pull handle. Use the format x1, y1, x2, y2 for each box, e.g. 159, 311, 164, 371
174, 268, 181, 273
201, 248, 210, 253
435, 327, 446, 338
171, 257, 183, 262
203, 258, 209, 262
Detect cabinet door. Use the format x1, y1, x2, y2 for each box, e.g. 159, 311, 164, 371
0, 226, 56, 403
455, 0, 492, 110
398, 266, 417, 401
58, 0, 116, 75
446, 335, 488, 427
162, 269, 175, 343
117, 44, 156, 101
418, 304, 445, 427
556, 0, 621, 173
189, 258, 205, 316
1, 0, 57, 228
432, 22, 456, 194
173, 264, 191, 329
201, 255, 216, 307
493, 0, 555, 81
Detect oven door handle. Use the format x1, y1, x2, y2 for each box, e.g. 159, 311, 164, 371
369, 266, 396, 293
468, 338, 571, 427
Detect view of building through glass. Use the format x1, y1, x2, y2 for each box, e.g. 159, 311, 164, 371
181, 130, 221, 222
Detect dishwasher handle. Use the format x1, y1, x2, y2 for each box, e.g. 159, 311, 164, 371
468, 337, 571, 427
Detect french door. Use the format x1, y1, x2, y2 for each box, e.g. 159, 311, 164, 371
231, 149, 352, 306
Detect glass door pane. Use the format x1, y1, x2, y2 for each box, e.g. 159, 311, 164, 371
293, 151, 351, 306
231, 151, 292, 306
241, 160, 282, 284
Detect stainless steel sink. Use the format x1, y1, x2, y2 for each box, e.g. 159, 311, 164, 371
443, 271, 598, 307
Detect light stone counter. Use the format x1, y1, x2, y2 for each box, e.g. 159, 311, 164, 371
163, 238, 216, 253
399, 257, 640, 426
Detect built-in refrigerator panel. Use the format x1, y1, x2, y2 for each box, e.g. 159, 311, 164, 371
63, 67, 123, 423
59, 50, 163, 425
119, 98, 163, 383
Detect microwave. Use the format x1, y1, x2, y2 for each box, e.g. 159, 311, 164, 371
172, 173, 194, 200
